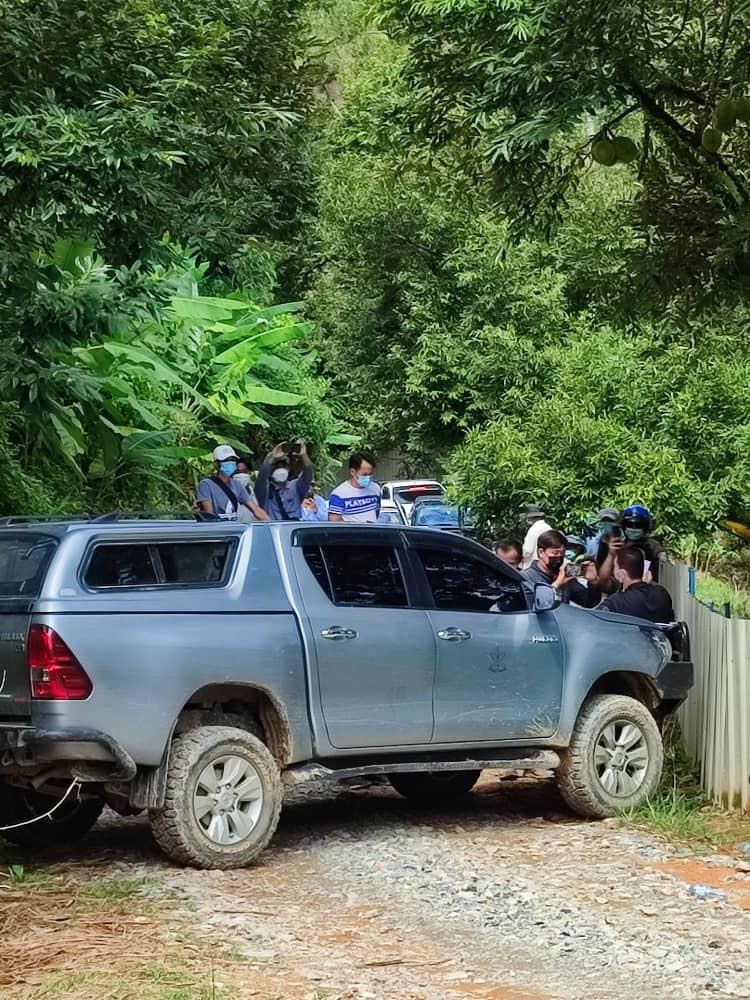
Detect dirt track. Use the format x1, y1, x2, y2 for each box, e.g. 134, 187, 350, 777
3, 773, 750, 999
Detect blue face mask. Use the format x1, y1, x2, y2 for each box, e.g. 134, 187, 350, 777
220, 461, 237, 477
625, 527, 644, 541
565, 549, 576, 562
356, 474, 372, 488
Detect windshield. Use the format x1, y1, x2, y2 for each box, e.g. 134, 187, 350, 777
393, 484, 444, 505
0, 534, 57, 598
412, 503, 459, 526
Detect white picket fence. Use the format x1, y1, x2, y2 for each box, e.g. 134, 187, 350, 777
660, 559, 750, 812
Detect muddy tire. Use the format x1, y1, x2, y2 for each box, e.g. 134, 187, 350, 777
0, 783, 104, 848
149, 726, 282, 870
388, 770, 480, 803
556, 695, 663, 818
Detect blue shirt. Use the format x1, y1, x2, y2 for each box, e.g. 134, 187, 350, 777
301, 495, 328, 521
196, 477, 251, 521
255, 462, 313, 521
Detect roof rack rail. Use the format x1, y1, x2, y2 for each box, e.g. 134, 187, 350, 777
0, 514, 92, 526
0, 511, 197, 526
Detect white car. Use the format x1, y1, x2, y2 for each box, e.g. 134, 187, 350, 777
380, 480, 445, 520
376, 500, 406, 525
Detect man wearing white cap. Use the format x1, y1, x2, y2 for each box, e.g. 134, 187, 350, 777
196, 446, 270, 522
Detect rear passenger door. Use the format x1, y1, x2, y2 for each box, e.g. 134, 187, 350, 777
410, 539, 564, 744
293, 530, 435, 749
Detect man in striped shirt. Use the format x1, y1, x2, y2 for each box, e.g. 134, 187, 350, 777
328, 452, 381, 523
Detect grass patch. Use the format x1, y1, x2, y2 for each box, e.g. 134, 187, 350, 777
81, 875, 149, 903
623, 718, 750, 849
694, 569, 750, 618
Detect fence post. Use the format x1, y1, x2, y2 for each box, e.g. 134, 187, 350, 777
688, 566, 696, 596
723, 602, 732, 619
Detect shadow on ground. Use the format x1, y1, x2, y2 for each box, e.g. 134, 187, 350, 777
0, 774, 580, 872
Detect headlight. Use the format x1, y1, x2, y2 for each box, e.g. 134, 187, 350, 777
641, 626, 672, 666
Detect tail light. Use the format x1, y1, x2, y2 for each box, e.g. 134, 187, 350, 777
28, 625, 92, 700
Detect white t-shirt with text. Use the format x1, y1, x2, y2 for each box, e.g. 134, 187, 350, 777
328, 480, 381, 523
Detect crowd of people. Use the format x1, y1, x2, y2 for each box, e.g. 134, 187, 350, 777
195, 443, 380, 524
195, 444, 674, 623
494, 503, 674, 623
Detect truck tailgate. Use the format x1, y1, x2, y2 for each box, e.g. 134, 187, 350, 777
0, 602, 31, 718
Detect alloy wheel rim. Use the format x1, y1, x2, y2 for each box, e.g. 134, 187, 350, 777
593, 719, 649, 797
193, 755, 264, 846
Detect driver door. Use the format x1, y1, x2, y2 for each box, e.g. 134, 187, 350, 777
410, 539, 564, 743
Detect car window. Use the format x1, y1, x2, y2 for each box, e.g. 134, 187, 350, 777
84, 540, 234, 589
416, 547, 527, 613
303, 543, 408, 607
377, 510, 402, 525
0, 534, 57, 597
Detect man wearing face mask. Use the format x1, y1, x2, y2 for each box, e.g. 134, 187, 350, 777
254, 440, 314, 521
522, 529, 601, 608
328, 451, 380, 522
599, 504, 664, 592
600, 545, 674, 623
232, 458, 261, 523
196, 446, 269, 522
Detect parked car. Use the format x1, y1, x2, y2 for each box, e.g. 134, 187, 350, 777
380, 480, 444, 520
0, 520, 692, 869
410, 497, 475, 536
377, 501, 406, 525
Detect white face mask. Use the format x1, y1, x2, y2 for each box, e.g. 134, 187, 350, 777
233, 473, 250, 488
272, 467, 289, 485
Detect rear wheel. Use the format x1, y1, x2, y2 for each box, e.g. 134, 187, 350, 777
0, 782, 104, 848
388, 769, 481, 803
556, 694, 663, 818
149, 726, 282, 870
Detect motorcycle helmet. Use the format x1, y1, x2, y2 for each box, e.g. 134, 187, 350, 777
621, 504, 652, 541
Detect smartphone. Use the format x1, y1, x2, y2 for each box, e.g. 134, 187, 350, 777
565, 564, 582, 578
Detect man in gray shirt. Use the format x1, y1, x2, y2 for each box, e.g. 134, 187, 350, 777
196, 446, 269, 522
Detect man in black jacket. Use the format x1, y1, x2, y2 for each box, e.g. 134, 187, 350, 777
600, 546, 674, 623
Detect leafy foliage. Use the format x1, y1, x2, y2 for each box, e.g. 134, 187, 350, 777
374, 0, 750, 303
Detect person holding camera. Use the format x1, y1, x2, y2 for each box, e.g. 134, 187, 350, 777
254, 440, 313, 521
522, 530, 601, 608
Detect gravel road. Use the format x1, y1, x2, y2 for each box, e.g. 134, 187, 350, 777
36, 773, 750, 999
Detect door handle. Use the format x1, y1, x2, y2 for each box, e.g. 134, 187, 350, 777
437, 627, 472, 642
321, 626, 358, 641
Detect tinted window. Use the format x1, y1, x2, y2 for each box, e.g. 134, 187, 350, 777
85, 544, 158, 588
157, 542, 232, 584
417, 548, 527, 613
0, 534, 57, 597
377, 510, 403, 525
303, 544, 408, 607
303, 546, 332, 600
84, 541, 233, 589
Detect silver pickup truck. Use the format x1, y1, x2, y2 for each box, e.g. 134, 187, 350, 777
0, 520, 692, 869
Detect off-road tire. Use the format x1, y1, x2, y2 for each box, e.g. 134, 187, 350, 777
388, 769, 481, 803
0, 783, 104, 848
556, 694, 663, 818
149, 726, 282, 870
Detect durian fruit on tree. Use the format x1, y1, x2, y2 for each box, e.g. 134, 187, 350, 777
612, 136, 638, 163
713, 98, 737, 132
591, 134, 638, 166
702, 125, 722, 153
735, 97, 750, 123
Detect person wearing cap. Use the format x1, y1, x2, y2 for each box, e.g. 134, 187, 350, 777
521, 503, 553, 570
196, 446, 270, 522
585, 507, 623, 564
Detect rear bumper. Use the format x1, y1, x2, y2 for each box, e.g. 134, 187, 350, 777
0, 725, 136, 781
655, 660, 694, 701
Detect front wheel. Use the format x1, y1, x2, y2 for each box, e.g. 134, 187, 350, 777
388, 769, 481, 804
149, 726, 282, 870
0, 783, 104, 848
556, 694, 663, 818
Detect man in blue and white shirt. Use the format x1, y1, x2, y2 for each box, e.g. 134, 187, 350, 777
328, 451, 381, 523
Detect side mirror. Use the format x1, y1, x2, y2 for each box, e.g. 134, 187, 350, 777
534, 584, 559, 613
